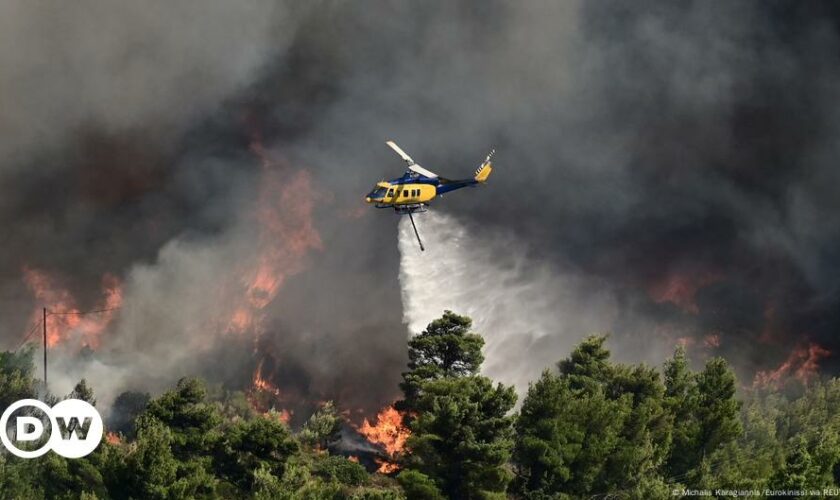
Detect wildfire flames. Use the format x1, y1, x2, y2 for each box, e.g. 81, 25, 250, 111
22, 267, 123, 348
650, 270, 722, 314
373, 459, 400, 475
275, 409, 293, 425
356, 406, 411, 473
248, 359, 293, 424
21, 117, 837, 483
224, 135, 322, 338
252, 361, 282, 397
19, 123, 325, 448
231, 133, 323, 426
13, 122, 414, 472
17, 131, 322, 427
246, 360, 411, 475
754, 342, 832, 388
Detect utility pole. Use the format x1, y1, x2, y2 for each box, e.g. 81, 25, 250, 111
42, 307, 47, 388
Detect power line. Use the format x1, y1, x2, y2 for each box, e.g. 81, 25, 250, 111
11, 305, 121, 349
41, 305, 122, 388
10, 306, 122, 391
14, 318, 42, 352
13, 307, 121, 351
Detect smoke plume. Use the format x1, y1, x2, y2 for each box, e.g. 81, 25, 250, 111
2, 1, 839, 415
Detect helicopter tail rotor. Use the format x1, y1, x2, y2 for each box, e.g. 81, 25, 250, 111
474, 148, 495, 183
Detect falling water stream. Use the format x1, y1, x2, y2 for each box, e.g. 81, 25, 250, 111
397, 211, 618, 396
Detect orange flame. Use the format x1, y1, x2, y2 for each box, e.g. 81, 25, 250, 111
650, 270, 722, 314
105, 432, 122, 445
252, 359, 281, 397
247, 359, 294, 423
275, 409, 292, 425
22, 267, 122, 348
375, 459, 401, 474
356, 406, 410, 473
754, 342, 831, 388
224, 136, 322, 337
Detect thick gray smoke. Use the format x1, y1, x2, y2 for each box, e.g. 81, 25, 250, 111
2, 1, 840, 414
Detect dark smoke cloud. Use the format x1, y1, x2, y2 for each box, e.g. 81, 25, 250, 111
275, 0, 840, 386
2, 1, 839, 412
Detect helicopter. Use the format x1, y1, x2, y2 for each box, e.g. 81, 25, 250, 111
365, 140, 495, 251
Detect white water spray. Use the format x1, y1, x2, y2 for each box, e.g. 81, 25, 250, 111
398, 211, 620, 395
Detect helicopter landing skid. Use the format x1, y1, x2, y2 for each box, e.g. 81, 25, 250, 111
393, 203, 428, 214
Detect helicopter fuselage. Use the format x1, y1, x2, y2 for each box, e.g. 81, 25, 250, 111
364, 172, 477, 210
365, 141, 494, 249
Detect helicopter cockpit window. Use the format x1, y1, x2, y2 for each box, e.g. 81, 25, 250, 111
388, 189, 394, 196
370, 187, 388, 198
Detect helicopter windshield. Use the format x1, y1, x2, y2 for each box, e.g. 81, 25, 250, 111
369, 186, 388, 198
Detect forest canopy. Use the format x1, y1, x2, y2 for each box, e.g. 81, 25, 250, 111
0, 311, 838, 499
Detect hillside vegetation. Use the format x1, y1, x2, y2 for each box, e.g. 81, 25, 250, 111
0, 312, 838, 499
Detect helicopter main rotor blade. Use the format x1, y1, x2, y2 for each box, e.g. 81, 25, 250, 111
408, 164, 439, 179
386, 140, 415, 165
386, 141, 439, 178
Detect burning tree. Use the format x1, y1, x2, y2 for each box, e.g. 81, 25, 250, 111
356, 406, 411, 473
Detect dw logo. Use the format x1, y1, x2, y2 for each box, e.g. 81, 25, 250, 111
0, 399, 103, 459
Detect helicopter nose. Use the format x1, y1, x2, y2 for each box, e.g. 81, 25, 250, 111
365, 197, 372, 203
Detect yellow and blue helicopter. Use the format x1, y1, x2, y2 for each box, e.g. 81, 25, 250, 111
365, 140, 495, 251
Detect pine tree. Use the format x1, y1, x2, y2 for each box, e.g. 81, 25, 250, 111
214, 411, 299, 490
557, 335, 612, 391
397, 470, 444, 500
399, 312, 515, 499
299, 400, 342, 451
663, 354, 743, 488
695, 358, 742, 459
144, 377, 222, 460
407, 376, 516, 499
514, 336, 672, 498
769, 437, 815, 491
663, 346, 700, 480
69, 379, 96, 405
118, 415, 180, 499
0, 347, 37, 409
397, 310, 484, 414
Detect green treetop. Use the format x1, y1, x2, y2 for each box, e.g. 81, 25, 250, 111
398, 311, 485, 414
399, 311, 516, 500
